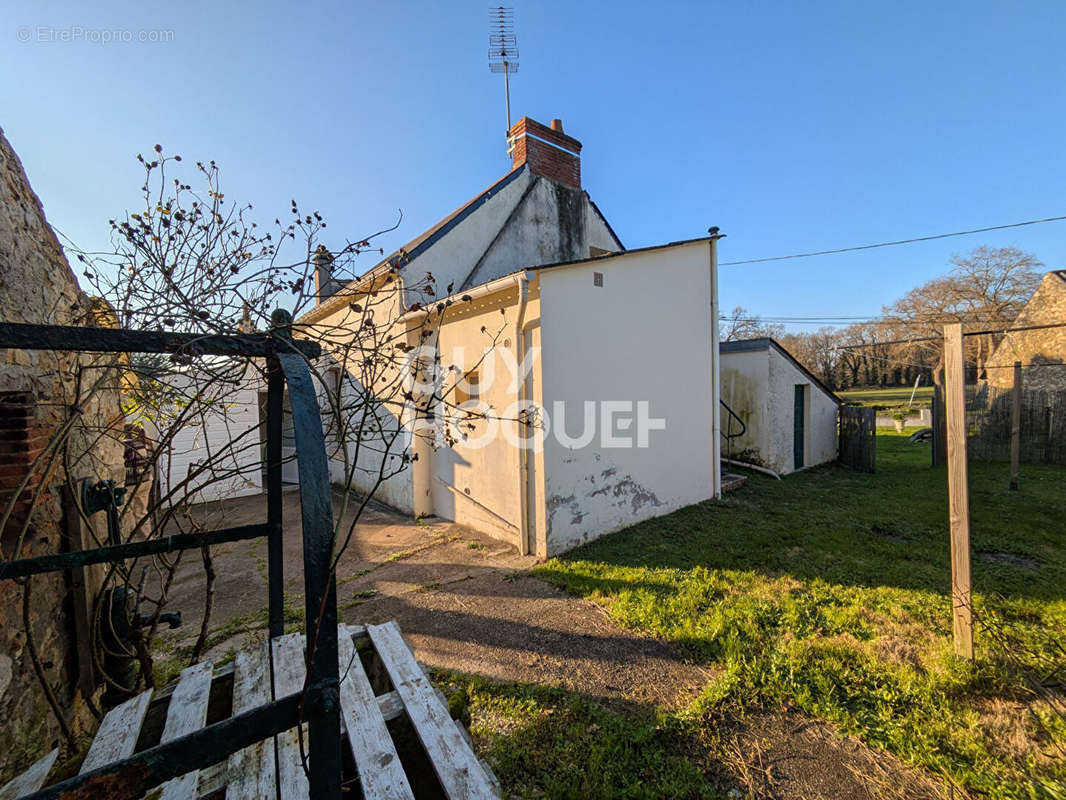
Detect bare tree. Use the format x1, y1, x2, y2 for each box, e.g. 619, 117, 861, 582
883, 246, 1042, 382
721, 306, 785, 342
9, 144, 501, 732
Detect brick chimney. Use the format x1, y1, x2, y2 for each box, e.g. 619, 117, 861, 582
507, 117, 582, 189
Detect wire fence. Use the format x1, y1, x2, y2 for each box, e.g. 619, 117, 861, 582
964, 385, 1066, 464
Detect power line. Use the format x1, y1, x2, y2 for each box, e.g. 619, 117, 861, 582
719, 214, 1066, 266
834, 321, 1066, 350
721, 315, 1020, 332
983, 361, 1066, 369
722, 314, 1011, 324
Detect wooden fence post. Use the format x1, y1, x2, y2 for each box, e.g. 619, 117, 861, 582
1010, 361, 1022, 491
931, 372, 947, 467
944, 323, 973, 660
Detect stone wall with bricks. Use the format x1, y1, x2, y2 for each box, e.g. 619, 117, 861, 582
0, 127, 125, 781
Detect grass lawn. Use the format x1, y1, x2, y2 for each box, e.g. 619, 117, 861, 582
840, 386, 935, 408
522, 431, 1066, 798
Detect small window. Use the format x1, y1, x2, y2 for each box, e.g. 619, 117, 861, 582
593, 272, 604, 287
455, 371, 479, 406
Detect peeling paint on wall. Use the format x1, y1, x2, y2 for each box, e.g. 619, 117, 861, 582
588, 475, 662, 513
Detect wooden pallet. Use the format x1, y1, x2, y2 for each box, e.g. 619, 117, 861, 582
2, 622, 499, 800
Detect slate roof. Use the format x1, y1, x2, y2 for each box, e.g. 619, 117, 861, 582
300, 163, 624, 324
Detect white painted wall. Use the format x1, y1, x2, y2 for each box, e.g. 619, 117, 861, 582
720, 344, 839, 475
536, 241, 717, 555
766, 347, 838, 472
463, 178, 622, 289
719, 349, 770, 464
154, 367, 264, 505
428, 287, 526, 545
396, 169, 535, 301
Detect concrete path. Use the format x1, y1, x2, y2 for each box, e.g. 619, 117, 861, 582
161, 490, 707, 710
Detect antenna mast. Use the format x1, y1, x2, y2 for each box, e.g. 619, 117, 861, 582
488, 7, 519, 136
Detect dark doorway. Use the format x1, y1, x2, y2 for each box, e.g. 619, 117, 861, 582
793, 384, 806, 470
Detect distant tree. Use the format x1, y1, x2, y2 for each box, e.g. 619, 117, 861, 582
780, 328, 841, 389
721, 306, 785, 342
883, 246, 1043, 381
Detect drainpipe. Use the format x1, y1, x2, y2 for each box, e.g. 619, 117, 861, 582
514, 274, 531, 555
411, 324, 435, 520
709, 228, 725, 499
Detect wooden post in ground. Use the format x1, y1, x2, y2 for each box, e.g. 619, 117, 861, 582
1010, 361, 1022, 491
931, 369, 947, 467
944, 323, 973, 659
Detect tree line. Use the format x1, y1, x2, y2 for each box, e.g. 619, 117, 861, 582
722, 246, 1045, 390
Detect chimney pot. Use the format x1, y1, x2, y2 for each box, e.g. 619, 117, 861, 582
550, 119, 563, 132
313, 245, 335, 302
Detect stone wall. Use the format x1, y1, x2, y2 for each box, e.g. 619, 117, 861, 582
986, 272, 1066, 391
0, 128, 125, 781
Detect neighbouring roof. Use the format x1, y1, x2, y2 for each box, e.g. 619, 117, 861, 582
300, 164, 628, 325
373, 165, 530, 274
719, 337, 841, 404
299, 166, 532, 324
524, 235, 709, 273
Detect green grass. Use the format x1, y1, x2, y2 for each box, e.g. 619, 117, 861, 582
152, 593, 304, 687
535, 432, 1066, 798
840, 385, 934, 408
436, 671, 719, 799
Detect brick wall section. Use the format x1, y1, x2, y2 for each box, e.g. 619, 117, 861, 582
986, 272, 1066, 391
0, 128, 124, 779
0, 393, 48, 542
508, 117, 582, 189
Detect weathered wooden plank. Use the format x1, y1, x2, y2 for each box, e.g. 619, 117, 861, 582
60, 486, 97, 701
155, 662, 214, 800
0, 749, 57, 800
80, 690, 153, 774
196, 687, 404, 798
24, 695, 304, 800
337, 626, 413, 800
225, 642, 275, 799
271, 633, 310, 799
944, 323, 974, 660
368, 622, 498, 799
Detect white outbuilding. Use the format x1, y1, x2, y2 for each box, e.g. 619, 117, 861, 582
719, 338, 840, 475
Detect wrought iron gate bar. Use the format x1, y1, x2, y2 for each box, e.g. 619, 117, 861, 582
0, 523, 267, 580
275, 315, 341, 797
20, 690, 311, 800
0, 312, 342, 799
0, 321, 321, 359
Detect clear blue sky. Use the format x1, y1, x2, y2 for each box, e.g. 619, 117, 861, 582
3, 1, 1065, 330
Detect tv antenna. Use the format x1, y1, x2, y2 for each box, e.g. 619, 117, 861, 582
488, 7, 519, 134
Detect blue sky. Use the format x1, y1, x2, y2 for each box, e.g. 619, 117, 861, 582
3, 0, 1065, 330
